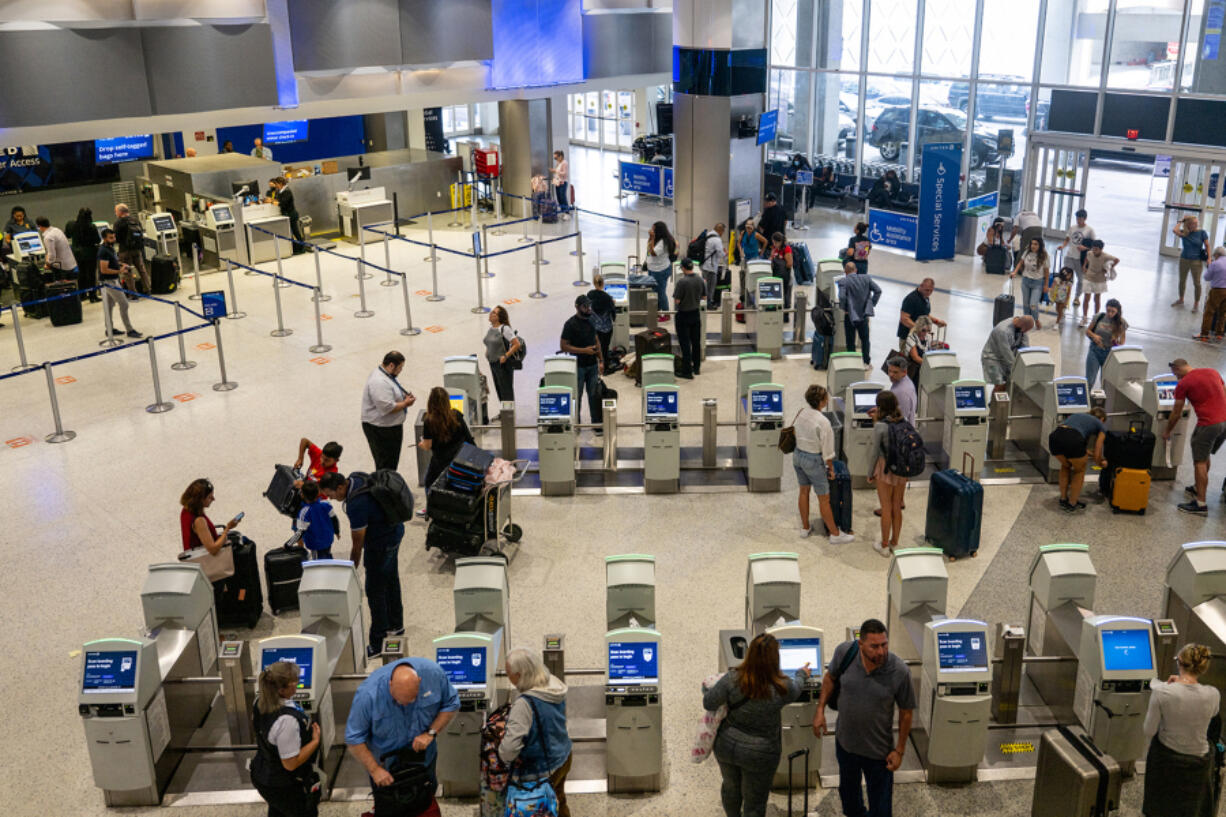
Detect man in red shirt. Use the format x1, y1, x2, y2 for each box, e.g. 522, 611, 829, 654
293, 438, 343, 488
1165, 358, 1226, 515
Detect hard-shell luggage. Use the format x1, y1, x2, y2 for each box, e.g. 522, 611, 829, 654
425, 518, 485, 557
1102, 426, 1156, 471
825, 459, 853, 535
427, 477, 484, 524
264, 535, 307, 615
264, 464, 303, 517
786, 748, 810, 817
1031, 724, 1122, 817
451, 443, 494, 483
215, 532, 263, 629
925, 467, 983, 559
46, 280, 83, 326
1103, 466, 1149, 514
150, 254, 180, 294
634, 329, 672, 385
983, 243, 1009, 275
992, 292, 1015, 326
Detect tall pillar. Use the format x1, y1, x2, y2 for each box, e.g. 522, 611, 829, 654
498, 99, 559, 203
673, 0, 768, 243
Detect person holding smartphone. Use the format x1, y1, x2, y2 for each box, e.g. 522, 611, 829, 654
360, 351, 416, 472
179, 478, 241, 555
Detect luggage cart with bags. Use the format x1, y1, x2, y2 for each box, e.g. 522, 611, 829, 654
426, 458, 526, 559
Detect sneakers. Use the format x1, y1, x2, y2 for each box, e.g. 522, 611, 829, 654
1074, 501, 1087, 510
799, 526, 812, 539
110, 328, 125, 336
829, 532, 855, 545
1059, 499, 1077, 513
126, 329, 143, 338
1078, 316, 1087, 327
1186, 484, 1199, 498
1171, 298, 1184, 307
415, 508, 427, 519
365, 645, 381, 660
387, 627, 405, 637
1178, 500, 1209, 516
1194, 335, 1211, 343
872, 541, 891, 558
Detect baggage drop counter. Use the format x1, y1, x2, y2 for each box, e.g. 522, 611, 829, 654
1039, 376, 1091, 482
1004, 347, 1055, 474
1164, 541, 1226, 721
918, 350, 960, 461
755, 277, 785, 358
1025, 544, 1097, 723
942, 380, 989, 474
744, 385, 785, 492
434, 632, 502, 796
1103, 345, 1187, 479
766, 625, 824, 788
844, 382, 884, 489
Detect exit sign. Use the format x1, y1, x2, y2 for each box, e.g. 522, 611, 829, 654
1126, 129, 1139, 140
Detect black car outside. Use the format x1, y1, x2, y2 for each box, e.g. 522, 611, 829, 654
867, 106, 1000, 169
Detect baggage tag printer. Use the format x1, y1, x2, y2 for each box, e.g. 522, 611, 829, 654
537, 386, 576, 497
1040, 376, 1090, 481
746, 384, 785, 492
434, 631, 501, 797
443, 356, 483, 427
756, 277, 785, 359
917, 619, 992, 782
1006, 346, 1055, 470
201, 204, 238, 266
644, 386, 680, 493
844, 381, 884, 489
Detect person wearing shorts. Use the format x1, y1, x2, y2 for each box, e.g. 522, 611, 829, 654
792, 385, 854, 545
1167, 359, 1226, 515
1047, 407, 1108, 513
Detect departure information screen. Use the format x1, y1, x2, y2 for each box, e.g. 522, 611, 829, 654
1101, 628, 1153, 672
645, 390, 678, 418
82, 651, 138, 692
778, 638, 821, 674
1056, 382, 1089, 408
264, 119, 308, 144
608, 641, 659, 683
436, 646, 487, 689
852, 389, 879, 414
605, 283, 627, 302
954, 385, 986, 410
1155, 382, 1176, 402
936, 631, 989, 672
261, 647, 314, 690
539, 391, 571, 419
750, 390, 783, 417
758, 280, 783, 301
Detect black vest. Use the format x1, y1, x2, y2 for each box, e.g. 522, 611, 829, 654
252, 704, 316, 788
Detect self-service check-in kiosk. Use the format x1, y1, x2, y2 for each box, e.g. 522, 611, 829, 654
142, 211, 180, 260
10, 230, 45, 263
1006, 347, 1055, 467
1026, 544, 1097, 721
257, 634, 333, 770
444, 356, 483, 426
644, 386, 680, 493
1074, 616, 1156, 772
942, 380, 989, 474
844, 381, 884, 489
1164, 541, 1226, 719
1103, 346, 1185, 479
603, 270, 631, 352
1145, 376, 1187, 479
915, 619, 992, 782
825, 352, 866, 455
746, 259, 773, 307
605, 629, 663, 792
745, 384, 785, 492
200, 205, 238, 268
817, 259, 847, 353
918, 350, 960, 458
886, 548, 949, 668
434, 631, 502, 796
766, 624, 824, 788
543, 354, 578, 403
756, 277, 785, 359
337, 187, 393, 244
1039, 376, 1090, 481
454, 556, 512, 657
736, 353, 772, 431
641, 353, 676, 388
538, 387, 576, 496
607, 554, 656, 630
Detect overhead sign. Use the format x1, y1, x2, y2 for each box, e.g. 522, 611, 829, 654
94, 135, 154, 165
757, 109, 779, 145
262, 120, 308, 145
868, 208, 918, 253
0, 145, 53, 192
916, 141, 962, 261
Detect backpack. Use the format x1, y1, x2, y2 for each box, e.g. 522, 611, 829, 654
480, 701, 514, 794
505, 330, 527, 370
886, 420, 926, 478
810, 288, 834, 336
349, 470, 415, 522
122, 218, 145, 252
686, 229, 710, 263
854, 239, 871, 261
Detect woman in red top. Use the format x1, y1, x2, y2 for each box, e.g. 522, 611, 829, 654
180, 478, 240, 554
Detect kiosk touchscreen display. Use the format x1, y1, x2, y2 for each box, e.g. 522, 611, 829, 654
758, 280, 783, 301
261, 647, 314, 689
778, 638, 821, 674
1056, 382, 1089, 408
152, 215, 175, 232
645, 390, 678, 418
449, 394, 466, 415
750, 390, 783, 417
605, 283, 628, 302
17, 237, 40, 253
954, 385, 986, 410
608, 641, 659, 683
936, 631, 989, 672
211, 206, 232, 223
1155, 382, 1176, 403
852, 390, 879, 415
539, 392, 572, 419
1101, 628, 1153, 672
82, 651, 138, 692
436, 646, 487, 689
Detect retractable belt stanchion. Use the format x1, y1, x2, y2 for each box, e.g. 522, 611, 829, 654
399, 273, 421, 337
223, 261, 246, 319
470, 178, 479, 231
355, 258, 374, 318
243, 226, 257, 275
189, 244, 203, 300
312, 246, 330, 302
380, 232, 398, 287
270, 269, 292, 337
99, 284, 123, 348
570, 212, 585, 257
573, 233, 588, 287
355, 210, 372, 279
273, 234, 291, 288
519, 214, 533, 244
636, 220, 642, 261
144, 337, 174, 414
424, 211, 439, 262
492, 178, 504, 233
43, 361, 76, 443
427, 249, 444, 302
482, 225, 493, 279
530, 241, 547, 299
171, 304, 197, 371
10, 308, 36, 372
311, 287, 332, 353
471, 250, 490, 314
537, 216, 550, 265
211, 320, 238, 392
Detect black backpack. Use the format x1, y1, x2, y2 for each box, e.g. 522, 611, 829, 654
348, 470, 415, 522
810, 288, 834, 336
120, 218, 144, 252
686, 229, 710, 263
886, 420, 926, 477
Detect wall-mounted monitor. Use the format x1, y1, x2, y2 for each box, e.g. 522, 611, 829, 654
263, 120, 308, 145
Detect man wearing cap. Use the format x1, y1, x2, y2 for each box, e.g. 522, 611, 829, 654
756, 192, 787, 245
672, 258, 706, 379
1165, 358, 1226, 516
560, 295, 605, 433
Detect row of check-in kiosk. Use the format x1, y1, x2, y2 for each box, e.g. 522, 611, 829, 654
79, 540, 1226, 806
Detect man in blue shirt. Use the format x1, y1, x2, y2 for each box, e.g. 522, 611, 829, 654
345, 658, 460, 790
319, 472, 405, 659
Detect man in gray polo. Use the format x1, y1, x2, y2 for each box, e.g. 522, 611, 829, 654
812, 618, 914, 817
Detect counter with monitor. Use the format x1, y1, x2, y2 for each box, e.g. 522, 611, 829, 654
10, 230, 45, 263
241, 203, 293, 263
1144, 375, 1188, 479
735, 353, 773, 435
141, 211, 180, 261
644, 386, 680, 493
1039, 376, 1091, 481
915, 619, 992, 782
601, 264, 631, 352
337, 186, 394, 245
844, 381, 884, 489
538, 386, 576, 496
756, 277, 785, 358
198, 204, 238, 268
1074, 616, 1155, 772
605, 628, 663, 792
942, 379, 989, 474
745, 384, 785, 492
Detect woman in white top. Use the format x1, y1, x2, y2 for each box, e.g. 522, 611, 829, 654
251, 661, 322, 816
645, 220, 677, 319
1142, 643, 1220, 817
792, 385, 855, 544
1010, 236, 1050, 330
552, 150, 570, 214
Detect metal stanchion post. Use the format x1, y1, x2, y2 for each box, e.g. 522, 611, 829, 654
636, 220, 642, 260
171, 304, 196, 371
211, 320, 238, 391
481, 225, 493, 279
448, 173, 465, 227
9, 308, 37, 371
312, 246, 330, 302
270, 270, 292, 337
424, 211, 438, 262
98, 284, 123, 348
536, 216, 551, 265
529, 242, 547, 299
470, 177, 479, 231
572, 233, 588, 287
570, 212, 585, 257
355, 258, 374, 318
310, 287, 332, 353
223, 261, 246, 319
399, 274, 421, 336
242, 226, 257, 275
190, 244, 203, 300
380, 232, 398, 287
144, 337, 174, 414
519, 215, 532, 244
427, 250, 444, 302
355, 210, 372, 279
43, 362, 76, 443
471, 250, 489, 314
273, 232, 291, 288
492, 178, 504, 233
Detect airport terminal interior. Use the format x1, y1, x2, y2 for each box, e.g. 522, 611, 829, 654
4, 1, 1226, 816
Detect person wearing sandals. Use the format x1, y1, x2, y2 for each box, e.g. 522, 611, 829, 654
792, 385, 855, 545
1196, 246, 1226, 343
867, 391, 907, 558
498, 648, 573, 817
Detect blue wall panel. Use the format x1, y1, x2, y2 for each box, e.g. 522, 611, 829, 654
489, 0, 583, 89
216, 116, 366, 164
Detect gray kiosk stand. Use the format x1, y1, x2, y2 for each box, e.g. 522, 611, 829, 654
600, 266, 631, 353
1038, 376, 1091, 482
644, 385, 681, 493
1005, 347, 1055, 474
843, 381, 884, 489
1164, 540, 1226, 721
443, 356, 484, 428
1072, 615, 1157, 775
538, 386, 576, 496
1103, 346, 1188, 479
1025, 544, 1097, 723
913, 618, 993, 783
917, 350, 960, 460
755, 277, 785, 359
744, 383, 785, 492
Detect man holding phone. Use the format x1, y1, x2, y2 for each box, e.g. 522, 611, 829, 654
361, 351, 415, 471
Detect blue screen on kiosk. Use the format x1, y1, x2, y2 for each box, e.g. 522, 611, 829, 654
436, 646, 487, 688
1101, 628, 1153, 672
539, 392, 571, 418
1056, 382, 1088, 408
954, 385, 986, 410
605, 283, 627, 301
608, 641, 659, 682
261, 647, 314, 689
645, 390, 678, 417
936, 631, 989, 671
750, 390, 783, 416
82, 650, 138, 692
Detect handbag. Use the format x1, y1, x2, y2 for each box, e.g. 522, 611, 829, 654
504, 698, 559, 817
826, 641, 860, 712
778, 408, 803, 454
178, 543, 235, 582
691, 673, 751, 764
373, 746, 435, 817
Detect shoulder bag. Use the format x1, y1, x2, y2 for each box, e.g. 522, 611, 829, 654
826, 641, 860, 712
778, 408, 804, 454
178, 542, 235, 582
504, 698, 559, 817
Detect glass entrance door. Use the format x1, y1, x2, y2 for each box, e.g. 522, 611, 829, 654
1023, 138, 1090, 236
568, 90, 635, 152
1161, 158, 1226, 257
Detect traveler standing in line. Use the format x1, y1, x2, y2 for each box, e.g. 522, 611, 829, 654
737, 217, 766, 303
672, 258, 706, 379
700, 223, 727, 308
1084, 299, 1128, 388
36, 217, 78, 286
251, 137, 274, 161
418, 386, 475, 492
251, 661, 322, 817
1195, 246, 1226, 342
587, 275, 616, 366
485, 305, 523, 402
1141, 643, 1220, 817
980, 316, 1034, 394
703, 633, 810, 817
319, 472, 406, 658
1057, 208, 1095, 310
552, 150, 570, 214
885, 356, 916, 428
793, 385, 855, 544
96, 228, 143, 338
267, 177, 306, 253
1080, 240, 1119, 327
71, 208, 102, 303
1164, 358, 1226, 516
838, 260, 882, 370
1010, 237, 1050, 329
902, 316, 932, 387
1173, 214, 1209, 311
842, 221, 872, 275
867, 390, 909, 557
112, 203, 150, 295
896, 278, 944, 353
560, 295, 605, 432
498, 648, 575, 817
755, 192, 787, 246
813, 619, 915, 817
360, 351, 416, 472
1047, 406, 1108, 513
644, 221, 677, 320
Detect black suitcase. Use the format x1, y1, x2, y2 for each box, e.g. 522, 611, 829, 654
983, 243, 1009, 275
450, 443, 494, 481
425, 518, 484, 556
264, 464, 304, 517
823, 459, 853, 535
150, 254, 180, 294
373, 747, 435, 817
427, 476, 483, 523
264, 534, 308, 615
215, 532, 263, 629
46, 280, 83, 326
1102, 426, 1156, 471
992, 292, 1015, 326
786, 748, 810, 817
925, 467, 983, 559
633, 329, 672, 385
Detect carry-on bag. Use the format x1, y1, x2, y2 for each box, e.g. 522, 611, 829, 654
150, 254, 180, 294
633, 329, 672, 385
983, 243, 1009, 275
373, 746, 435, 817
1105, 466, 1150, 514
264, 533, 307, 615
427, 475, 484, 524
425, 518, 485, 557
925, 461, 983, 559
992, 279, 1015, 326
46, 280, 83, 326
786, 748, 810, 817
215, 532, 263, 629
1102, 425, 1156, 471
1031, 724, 1122, 817
825, 459, 853, 535
264, 464, 303, 517
451, 442, 495, 481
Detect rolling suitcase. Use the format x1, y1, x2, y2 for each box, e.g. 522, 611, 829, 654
1105, 467, 1149, 514
264, 464, 303, 517
425, 518, 484, 556
1031, 724, 1122, 817
786, 748, 810, 817
1102, 425, 1156, 470
427, 476, 484, 524
824, 459, 853, 535
215, 532, 263, 629
992, 281, 1015, 326
983, 243, 1009, 275
925, 466, 983, 559
264, 533, 307, 615
150, 254, 180, 294
633, 329, 672, 385
45, 279, 83, 326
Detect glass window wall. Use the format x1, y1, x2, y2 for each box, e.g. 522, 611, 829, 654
921, 0, 976, 78
867, 0, 918, 74
769, 68, 813, 157
772, 0, 817, 67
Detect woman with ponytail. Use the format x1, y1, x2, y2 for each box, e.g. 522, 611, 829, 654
252, 661, 322, 816
1142, 643, 1220, 817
